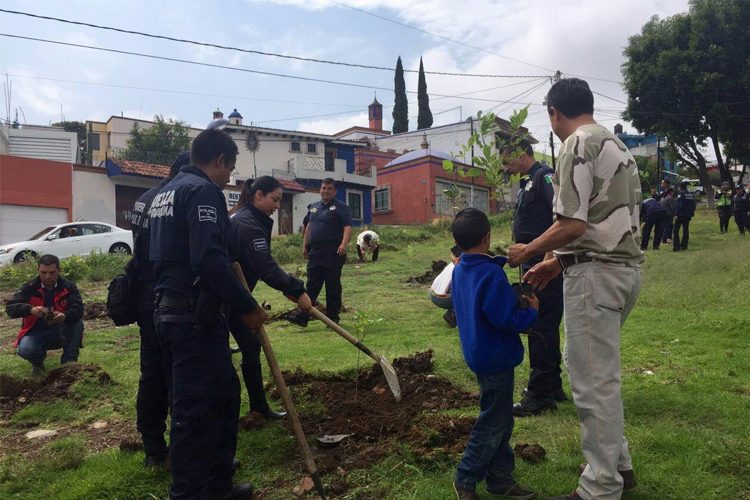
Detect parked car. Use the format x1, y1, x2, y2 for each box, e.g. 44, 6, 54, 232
683, 179, 705, 196
0, 222, 133, 266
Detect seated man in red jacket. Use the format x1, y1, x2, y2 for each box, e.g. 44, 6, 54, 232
6, 254, 84, 376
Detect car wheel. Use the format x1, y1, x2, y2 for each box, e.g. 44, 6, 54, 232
109, 243, 131, 255
13, 250, 37, 264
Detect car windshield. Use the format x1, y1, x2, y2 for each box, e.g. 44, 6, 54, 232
28, 226, 57, 240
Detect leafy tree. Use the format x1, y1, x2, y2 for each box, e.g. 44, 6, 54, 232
417, 57, 433, 130
120, 115, 190, 165
622, 0, 750, 205
392, 56, 409, 134
52, 121, 88, 164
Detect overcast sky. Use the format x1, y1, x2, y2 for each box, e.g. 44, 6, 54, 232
0, 0, 690, 154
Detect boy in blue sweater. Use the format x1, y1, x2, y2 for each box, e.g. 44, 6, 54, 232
451, 208, 539, 500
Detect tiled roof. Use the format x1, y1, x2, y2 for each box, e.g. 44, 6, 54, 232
279, 178, 306, 192
108, 159, 170, 178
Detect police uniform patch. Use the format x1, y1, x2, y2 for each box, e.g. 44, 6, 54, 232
310, 208, 318, 213
252, 238, 268, 251
198, 205, 217, 223
545, 174, 553, 184
329, 205, 336, 211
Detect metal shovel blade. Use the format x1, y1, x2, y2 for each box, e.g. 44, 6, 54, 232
378, 356, 402, 402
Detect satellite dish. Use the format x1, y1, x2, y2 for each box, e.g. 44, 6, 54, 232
206, 118, 229, 130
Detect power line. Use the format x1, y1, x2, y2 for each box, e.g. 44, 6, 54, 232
0, 8, 547, 79
327, 0, 556, 74
0, 33, 554, 106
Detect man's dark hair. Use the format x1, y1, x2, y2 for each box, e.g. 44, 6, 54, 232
546, 78, 594, 119
452, 208, 490, 251
680, 181, 689, 190
661, 179, 670, 185
38, 254, 60, 268
518, 139, 534, 157
450, 245, 462, 258
363, 234, 372, 244
322, 178, 336, 188
190, 129, 238, 166
169, 151, 191, 178
665, 187, 674, 195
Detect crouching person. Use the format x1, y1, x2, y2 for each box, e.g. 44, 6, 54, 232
450, 209, 538, 500
6, 254, 84, 376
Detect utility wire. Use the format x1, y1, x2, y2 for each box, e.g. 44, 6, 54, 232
0, 8, 547, 79
327, 0, 556, 73
0, 33, 553, 105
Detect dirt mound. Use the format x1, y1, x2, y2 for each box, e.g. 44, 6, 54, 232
273, 350, 475, 480
83, 301, 109, 320
405, 260, 448, 285
0, 364, 113, 417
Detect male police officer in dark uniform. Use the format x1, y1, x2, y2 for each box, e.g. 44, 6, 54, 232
505, 141, 565, 416
288, 178, 352, 326
150, 129, 267, 500
130, 151, 189, 468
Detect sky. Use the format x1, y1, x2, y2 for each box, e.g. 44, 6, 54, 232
0, 0, 691, 155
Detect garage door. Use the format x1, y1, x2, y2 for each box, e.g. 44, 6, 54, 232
0, 204, 69, 245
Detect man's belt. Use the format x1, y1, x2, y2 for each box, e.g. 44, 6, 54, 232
156, 295, 195, 311
556, 254, 594, 270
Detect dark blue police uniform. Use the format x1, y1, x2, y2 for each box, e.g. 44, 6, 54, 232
640, 197, 667, 250
303, 198, 352, 322
673, 190, 696, 251
513, 163, 565, 408
130, 179, 170, 463
150, 165, 258, 499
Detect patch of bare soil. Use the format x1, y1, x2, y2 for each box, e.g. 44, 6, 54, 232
405, 260, 447, 286
0, 363, 113, 418
263, 350, 475, 497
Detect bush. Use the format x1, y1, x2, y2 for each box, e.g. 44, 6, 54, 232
272, 233, 304, 266
0, 260, 37, 289
0, 252, 129, 290
59, 255, 90, 283
85, 252, 130, 282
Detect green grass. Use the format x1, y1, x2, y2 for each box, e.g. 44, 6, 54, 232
1, 208, 749, 499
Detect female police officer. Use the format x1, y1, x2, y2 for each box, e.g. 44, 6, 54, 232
227, 176, 312, 420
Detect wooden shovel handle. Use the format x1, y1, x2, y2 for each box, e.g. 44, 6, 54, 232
308, 308, 379, 362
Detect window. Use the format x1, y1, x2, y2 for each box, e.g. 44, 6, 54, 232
291, 141, 301, 152
78, 224, 98, 236
96, 224, 112, 233
325, 149, 335, 172
348, 191, 363, 221
307, 143, 317, 154
374, 186, 390, 212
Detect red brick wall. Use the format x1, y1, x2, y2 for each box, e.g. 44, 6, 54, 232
374, 163, 433, 224
0, 155, 73, 219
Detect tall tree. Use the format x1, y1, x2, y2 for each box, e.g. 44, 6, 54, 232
392, 56, 409, 134
417, 57, 433, 130
121, 115, 191, 165
622, 0, 750, 203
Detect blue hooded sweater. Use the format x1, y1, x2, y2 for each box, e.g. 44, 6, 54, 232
451, 253, 538, 374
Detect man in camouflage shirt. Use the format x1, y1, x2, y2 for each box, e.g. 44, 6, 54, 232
509, 78, 643, 500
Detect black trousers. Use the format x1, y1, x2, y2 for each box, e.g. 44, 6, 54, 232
136, 308, 169, 458
718, 206, 732, 233
227, 312, 269, 413
641, 213, 665, 250
156, 310, 240, 499
734, 211, 748, 234
673, 216, 691, 250
662, 216, 674, 243
522, 266, 563, 400
305, 255, 346, 321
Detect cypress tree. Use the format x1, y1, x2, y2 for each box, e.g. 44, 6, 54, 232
417, 57, 433, 130
392, 56, 409, 133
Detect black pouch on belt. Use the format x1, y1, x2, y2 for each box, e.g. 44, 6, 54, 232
192, 279, 222, 330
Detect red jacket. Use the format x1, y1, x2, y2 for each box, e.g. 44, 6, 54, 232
5, 276, 84, 347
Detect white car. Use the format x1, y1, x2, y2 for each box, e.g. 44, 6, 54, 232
0, 222, 133, 266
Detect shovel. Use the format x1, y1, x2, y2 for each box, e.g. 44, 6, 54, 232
308, 308, 402, 402
230, 263, 327, 500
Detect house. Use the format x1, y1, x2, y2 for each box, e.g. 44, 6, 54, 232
356, 136, 498, 225
614, 123, 676, 174
217, 108, 376, 233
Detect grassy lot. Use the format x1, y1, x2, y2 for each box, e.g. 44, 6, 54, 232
1, 208, 749, 499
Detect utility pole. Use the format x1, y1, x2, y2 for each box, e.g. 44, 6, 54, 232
549, 131, 556, 171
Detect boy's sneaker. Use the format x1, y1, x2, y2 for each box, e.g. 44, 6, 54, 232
578, 463, 637, 491
443, 310, 457, 328
487, 482, 535, 499
453, 481, 479, 500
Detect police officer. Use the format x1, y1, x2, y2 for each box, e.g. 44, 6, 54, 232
505, 141, 565, 416
732, 184, 749, 235
150, 129, 267, 500
130, 151, 189, 468
288, 178, 352, 326
673, 181, 696, 251
640, 193, 667, 250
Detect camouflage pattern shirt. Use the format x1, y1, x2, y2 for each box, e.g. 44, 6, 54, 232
552, 123, 643, 265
